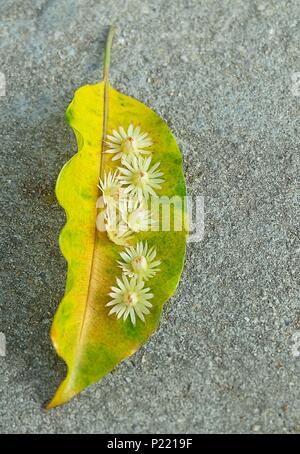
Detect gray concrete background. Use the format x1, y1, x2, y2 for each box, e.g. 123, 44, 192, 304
0, 0, 299, 433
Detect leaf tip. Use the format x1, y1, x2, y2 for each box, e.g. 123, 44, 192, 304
46, 374, 79, 409
46, 387, 75, 410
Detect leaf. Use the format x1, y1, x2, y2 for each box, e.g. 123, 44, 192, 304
48, 26, 188, 408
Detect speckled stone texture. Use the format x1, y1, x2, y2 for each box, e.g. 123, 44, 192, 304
0, 0, 299, 433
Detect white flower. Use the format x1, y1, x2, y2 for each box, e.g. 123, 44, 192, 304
104, 205, 134, 245
120, 198, 154, 232
98, 170, 124, 207
118, 156, 164, 200
118, 241, 161, 281
106, 276, 153, 325
105, 124, 153, 162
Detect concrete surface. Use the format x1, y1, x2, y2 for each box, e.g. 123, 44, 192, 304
0, 0, 299, 434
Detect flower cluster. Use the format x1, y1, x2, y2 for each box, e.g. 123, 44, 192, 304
106, 241, 160, 325
99, 124, 164, 245
99, 125, 164, 325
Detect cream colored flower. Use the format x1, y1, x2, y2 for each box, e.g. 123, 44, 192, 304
106, 276, 153, 325
118, 241, 161, 281
118, 156, 164, 200
104, 205, 134, 245
119, 198, 154, 233
98, 170, 124, 207
105, 124, 152, 162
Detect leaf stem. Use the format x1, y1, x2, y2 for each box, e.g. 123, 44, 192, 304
100, 25, 116, 180
103, 25, 116, 83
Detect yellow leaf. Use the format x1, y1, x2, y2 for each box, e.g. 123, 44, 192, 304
48, 26, 187, 408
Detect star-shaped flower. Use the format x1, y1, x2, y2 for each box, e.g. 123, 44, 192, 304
98, 170, 124, 207
118, 156, 164, 200
106, 276, 153, 325
118, 241, 161, 281
119, 198, 154, 232
104, 204, 134, 245
105, 124, 153, 162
